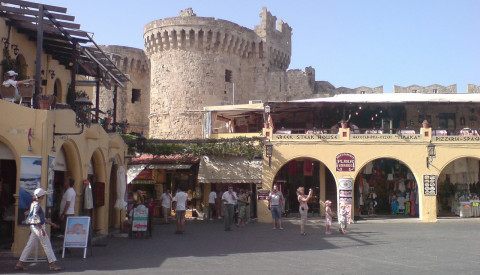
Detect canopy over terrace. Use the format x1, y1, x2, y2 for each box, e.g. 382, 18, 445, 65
0, 0, 129, 120
198, 156, 262, 184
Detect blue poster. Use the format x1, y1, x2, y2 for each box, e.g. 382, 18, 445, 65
18, 156, 42, 225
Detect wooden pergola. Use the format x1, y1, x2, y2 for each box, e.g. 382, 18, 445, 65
0, 0, 129, 123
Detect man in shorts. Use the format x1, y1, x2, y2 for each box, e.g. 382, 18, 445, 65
173, 187, 187, 234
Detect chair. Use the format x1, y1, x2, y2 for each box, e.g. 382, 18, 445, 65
18, 84, 34, 107
0, 85, 16, 102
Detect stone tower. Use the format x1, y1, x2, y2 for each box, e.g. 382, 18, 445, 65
144, 7, 292, 139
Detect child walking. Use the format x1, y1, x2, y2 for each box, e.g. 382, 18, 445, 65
325, 200, 334, 235
339, 203, 348, 234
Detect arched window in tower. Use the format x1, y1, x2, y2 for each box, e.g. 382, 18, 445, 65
53, 78, 62, 102
259, 41, 264, 59
225, 70, 232, 83
189, 29, 195, 48
132, 89, 141, 103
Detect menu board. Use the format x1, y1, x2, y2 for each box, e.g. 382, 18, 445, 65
423, 175, 437, 196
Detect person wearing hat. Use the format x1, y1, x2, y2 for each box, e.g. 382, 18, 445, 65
15, 188, 62, 271
2, 70, 33, 102
338, 203, 348, 235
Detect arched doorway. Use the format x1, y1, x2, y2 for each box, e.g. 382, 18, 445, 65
438, 157, 480, 218
88, 149, 107, 235
273, 157, 335, 216
354, 158, 419, 219
108, 155, 123, 230
0, 140, 17, 246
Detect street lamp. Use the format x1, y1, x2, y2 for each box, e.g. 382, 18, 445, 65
265, 140, 273, 167
426, 142, 436, 168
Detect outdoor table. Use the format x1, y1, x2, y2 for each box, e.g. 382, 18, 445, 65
398, 129, 416, 135
433, 130, 448, 136
365, 129, 383, 134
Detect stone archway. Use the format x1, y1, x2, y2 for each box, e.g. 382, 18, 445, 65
353, 158, 419, 219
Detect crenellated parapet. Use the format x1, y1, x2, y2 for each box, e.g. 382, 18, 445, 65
394, 84, 457, 94
254, 7, 292, 71
144, 13, 264, 60
100, 45, 150, 76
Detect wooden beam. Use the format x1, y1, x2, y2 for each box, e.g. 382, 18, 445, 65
34, 4, 43, 107
0, 5, 75, 21
1, 0, 68, 13
2, 12, 81, 29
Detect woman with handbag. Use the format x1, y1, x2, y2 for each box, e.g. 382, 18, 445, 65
15, 188, 62, 271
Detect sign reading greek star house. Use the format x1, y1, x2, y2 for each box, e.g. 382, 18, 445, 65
336, 153, 355, 172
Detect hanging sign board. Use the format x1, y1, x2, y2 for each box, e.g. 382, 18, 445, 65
336, 153, 355, 172
423, 175, 437, 196
132, 205, 149, 232
257, 190, 270, 200
63, 216, 91, 258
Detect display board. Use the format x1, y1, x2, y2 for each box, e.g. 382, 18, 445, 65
338, 178, 353, 224
62, 216, 91, 258
18, 156, 42, 225
257, 190, 270, 200
423, 175, 437, 196
131, 205, 149, 232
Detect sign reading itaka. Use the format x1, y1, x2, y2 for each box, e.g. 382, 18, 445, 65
336, 153, 355, 172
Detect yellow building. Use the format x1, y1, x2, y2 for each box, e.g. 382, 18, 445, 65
0, 2, 128, 257
204, 93, 480, 223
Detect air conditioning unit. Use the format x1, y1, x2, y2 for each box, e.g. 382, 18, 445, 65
249, 100, 263, 104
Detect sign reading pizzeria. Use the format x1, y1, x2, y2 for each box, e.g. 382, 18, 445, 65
336, 153, 355, 172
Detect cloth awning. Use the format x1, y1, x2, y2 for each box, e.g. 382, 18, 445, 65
115, 165, 127, 210
127, 164, 146, 184
198, 156, 262, 184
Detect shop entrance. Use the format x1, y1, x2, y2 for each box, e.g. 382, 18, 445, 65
354, 158, 419, 219
273, 158, 335, 215
437, 157, 480, 218
0, 141, 17, 247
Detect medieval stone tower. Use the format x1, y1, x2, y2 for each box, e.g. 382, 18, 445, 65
144, 7, 293, 139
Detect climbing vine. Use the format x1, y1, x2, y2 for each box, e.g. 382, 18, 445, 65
122, 135, 264, 160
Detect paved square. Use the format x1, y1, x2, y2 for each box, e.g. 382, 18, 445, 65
2, 217, 480, 274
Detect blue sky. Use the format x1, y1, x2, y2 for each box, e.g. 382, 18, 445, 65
39, 0, 479, 93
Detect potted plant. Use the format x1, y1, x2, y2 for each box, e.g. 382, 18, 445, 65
37, 94, 51, 110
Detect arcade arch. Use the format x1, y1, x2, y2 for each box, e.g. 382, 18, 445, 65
0, 139, 17, 246
273, 157, 336, 215
88, 149, 107, 234
354, 158, 419, 219
437, 157, 480, 218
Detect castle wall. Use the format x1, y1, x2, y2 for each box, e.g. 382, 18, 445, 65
394, 84, 457, 94
97, 46, 150, 135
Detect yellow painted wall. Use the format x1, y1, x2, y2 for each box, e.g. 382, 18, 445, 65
0, 101, 127, 256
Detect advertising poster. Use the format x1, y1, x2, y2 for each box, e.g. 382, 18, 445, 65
47, 155, 55, 207
18, 156, 42, 225
64, 216, 90, 248
338, 178, 353, 224
132, 205, 149, 232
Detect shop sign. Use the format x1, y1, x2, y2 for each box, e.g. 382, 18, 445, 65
336, 153, 355, 172
423, 175, 437, 196
273, 134, 339, 140
135, 169, 152, 179
257, 190, 270, 200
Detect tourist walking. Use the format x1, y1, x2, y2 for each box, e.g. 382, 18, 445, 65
236, 189, 248, 227
222, 186, 237, 231
297, 187, 313, 236
208, 189, 217, 220
160, 189, 172, 223
268, 183, 284, 230
173, 188, 187, 234
339, 203, 348, 234
15, 188, 62, 271
325, 200, 334, 235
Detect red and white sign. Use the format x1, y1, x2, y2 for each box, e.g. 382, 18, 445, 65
336, 153, 355, 172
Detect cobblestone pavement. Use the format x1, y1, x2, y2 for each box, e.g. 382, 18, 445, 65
2, 217, 480, 275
